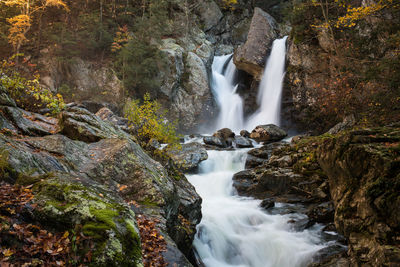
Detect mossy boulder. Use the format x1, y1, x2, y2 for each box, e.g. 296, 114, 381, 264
30, 175, 142, 266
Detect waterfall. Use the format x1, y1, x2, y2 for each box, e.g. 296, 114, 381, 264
211, 55, 244, 132
246, 36, 288, 130
210, 37, 288, 134
187, 149, 326, 267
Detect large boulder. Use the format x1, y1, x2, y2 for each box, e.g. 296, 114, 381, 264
203, 136, 231, 148
234, 136, 253, 148
165, 142, 208, 172
213, 128, 235, 140
249, 124, 287, 143
233, 8, 278, 80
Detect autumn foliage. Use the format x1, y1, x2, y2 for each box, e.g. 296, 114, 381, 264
136, 215, 167, 267
0, 183, 69, 266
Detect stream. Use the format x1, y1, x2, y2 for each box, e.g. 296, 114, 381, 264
186, 37, 339, 266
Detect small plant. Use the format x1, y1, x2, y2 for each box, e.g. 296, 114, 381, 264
124, 93, 180, 146
0, 57, 65, 115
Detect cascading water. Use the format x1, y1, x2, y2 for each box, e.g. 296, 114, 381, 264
187, 150, 326, 267
246, 36, 288, 130
187, 36, 337, 267
211, 55, 244, 132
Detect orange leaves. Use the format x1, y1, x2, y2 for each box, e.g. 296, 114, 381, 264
44, 0, 69, 11
4, 0, 69, 52
118, 184, 128, 192
137, 215, 167, 267
6, 15, 30, 48
0, 183, 93, 266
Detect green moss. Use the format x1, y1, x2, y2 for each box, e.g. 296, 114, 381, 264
82, 222, 111, 239
138, 197, 158, 207
90, 208, 118, 230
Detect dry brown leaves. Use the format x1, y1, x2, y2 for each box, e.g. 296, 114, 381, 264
0, 183, 88, 266
136, 215, 167, 267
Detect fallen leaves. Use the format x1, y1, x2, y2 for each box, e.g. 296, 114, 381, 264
0, 183, 83, 266
137, 215, 167, 267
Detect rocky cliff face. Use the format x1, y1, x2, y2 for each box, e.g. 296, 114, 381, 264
317, 126, 400, 266
0, 85, 201, 266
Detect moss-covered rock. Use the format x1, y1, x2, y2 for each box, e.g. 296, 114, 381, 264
30, 175, 142, 266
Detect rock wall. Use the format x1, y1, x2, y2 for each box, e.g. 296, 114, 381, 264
317, 127, 400, 266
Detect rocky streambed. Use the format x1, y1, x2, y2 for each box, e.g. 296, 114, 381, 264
171, 123, 400, 267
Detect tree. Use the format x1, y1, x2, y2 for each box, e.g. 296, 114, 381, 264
4, 0, 68, 59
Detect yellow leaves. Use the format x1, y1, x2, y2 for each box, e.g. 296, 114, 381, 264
3, 0, 26, 7
44, 0, 69, 11
6, 15, 30, 48
222, 0, 238, 10
334, 0, 388, 28
124, 93, 180, 146
2, 248, 14, 257
4, 0, 69, 52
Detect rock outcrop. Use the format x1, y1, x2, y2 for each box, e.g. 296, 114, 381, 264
233, 7, 278, 80
317, 127, 400, 266
0, 92, 202, 266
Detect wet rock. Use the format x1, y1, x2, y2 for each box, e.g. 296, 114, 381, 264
30, 176, 142, 266
234, 136, 253, 148
247, 146, 270, 159
245, 154, 267, 168
310, 247, 349, 267
213, 128, 235, 140
0, 106, 202, 265
287, 217, 310, 232
233, 8, 278, 79
165, 142, 208, 172
260, 199, 274, 210
80, 100, 118, 114
256, 167, 303, 196
203, 136, 230, 148
240, 130, 250, 138
269, 154, 293, 168
232, 170, 257, 195
96, 107, 128, 126
307, 202, 334, 225
249, 124, 287, 143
